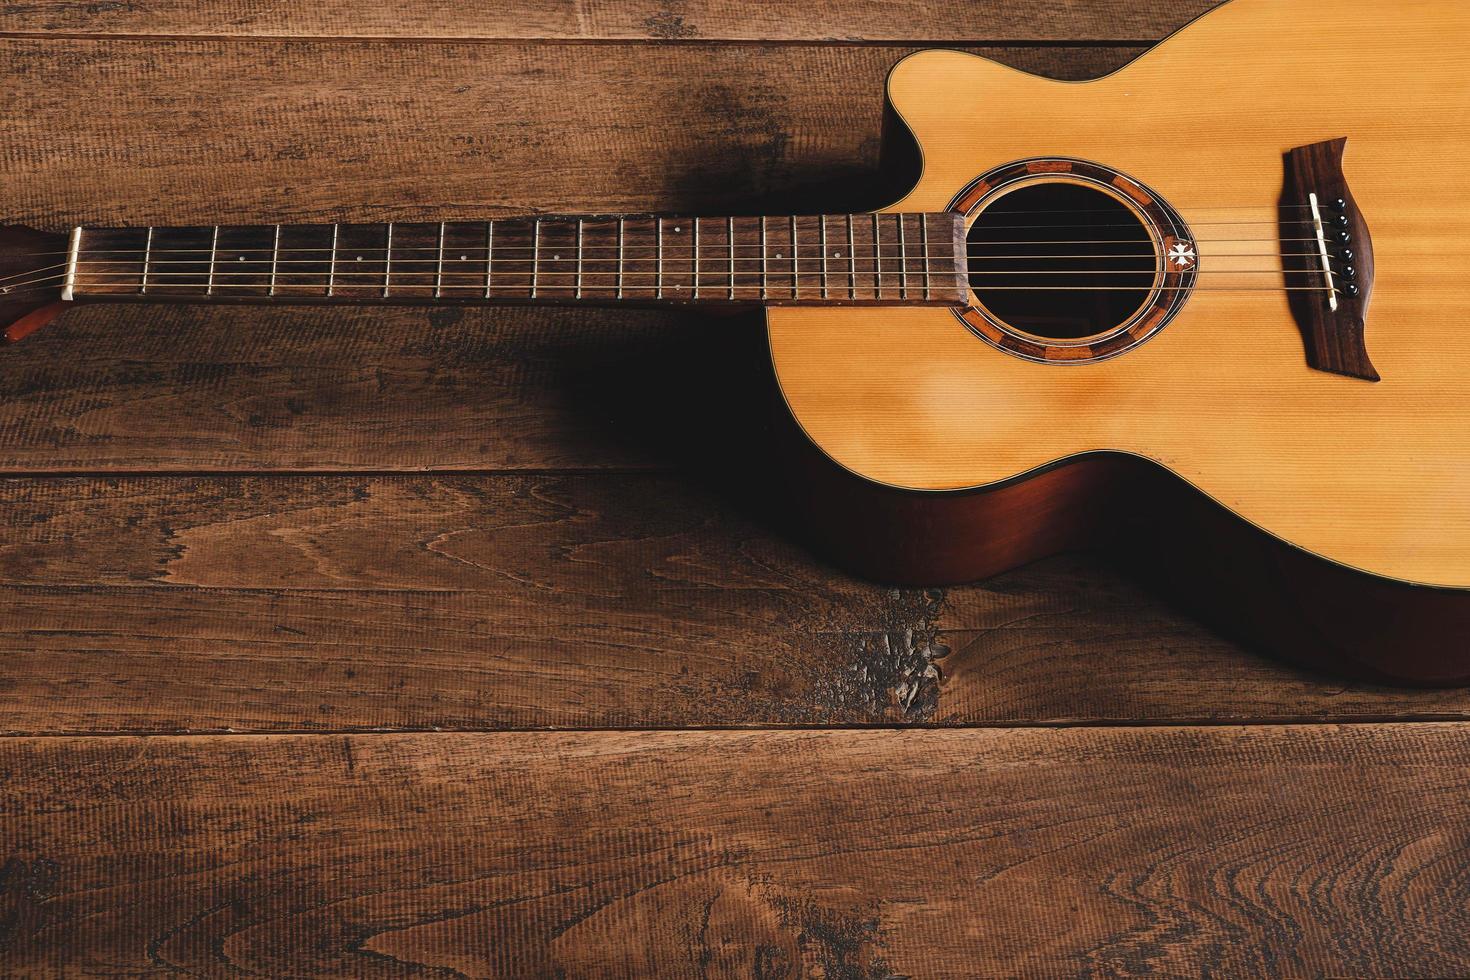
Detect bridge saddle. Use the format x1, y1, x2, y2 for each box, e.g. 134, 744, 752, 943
1281, 138, 1378, 381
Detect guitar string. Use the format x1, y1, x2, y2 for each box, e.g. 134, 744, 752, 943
0, 266, 1342, 292
0, 243, 1342, 283
7, 271, 1316, 287
3, 211, 1337, 245
9, 229, 1340, 260
0, 250, 1341, 289
1, 210, 1349, 263
2, 222, 1339, 261
47, 251, 1336, 262
5, 227, 1346, 260
0, 261, 1334, 288
0, 283, 1340, 295
1, 222, 1348, 292
20, 267, 1320, 279
0, 270, 1341, 296
963, 204, 1325, 216
44, 256, 1331, 270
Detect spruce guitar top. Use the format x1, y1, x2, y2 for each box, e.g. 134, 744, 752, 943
3, 0, 1468, 683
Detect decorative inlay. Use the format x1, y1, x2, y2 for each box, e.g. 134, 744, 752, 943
948, 158, 1198, 366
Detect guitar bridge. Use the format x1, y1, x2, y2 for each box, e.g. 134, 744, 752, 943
1280, 138, 1378, 381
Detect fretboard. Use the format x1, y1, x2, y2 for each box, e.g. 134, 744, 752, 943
62, 214, 968, 307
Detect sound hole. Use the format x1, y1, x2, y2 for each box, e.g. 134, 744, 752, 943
967, 182, 1157, 340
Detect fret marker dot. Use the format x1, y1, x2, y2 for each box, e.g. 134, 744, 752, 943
674, 226, 681, 233
834, 251, 842, 258
775, 253, 783, 259
460, 255, 468, 261
356, 256, 363, 262
237, 256, 245, 262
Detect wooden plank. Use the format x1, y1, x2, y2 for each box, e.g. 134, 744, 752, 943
3, 724, 1469, 975
0, 304, 709, 472
1, 474, 1467, 734
0, 1, 1227, 42
1, 40, 1138, 229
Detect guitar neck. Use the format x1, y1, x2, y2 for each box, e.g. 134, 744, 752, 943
62, 214, 968, 308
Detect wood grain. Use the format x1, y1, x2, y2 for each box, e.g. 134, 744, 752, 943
2, 474, 1468, 734
4, 724, 1470, 976
1, 39, 1136, 230
0, 303, 755, 472
0, 0, 1226, 42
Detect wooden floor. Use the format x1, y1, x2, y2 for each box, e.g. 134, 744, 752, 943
3, 2, 1469, 976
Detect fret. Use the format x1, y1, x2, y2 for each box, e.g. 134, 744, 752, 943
206, 225, 219, 295
656, 218, 664, 299
268, 224, 280, 296
327, 223, 339, 296
790, 215, 799, 299
819, 216, 829, 300
692, 217, 700, 300
433, 221, 446, 299
760, 216, 768, 300
140, 226, 154, 294
846, 214, 856, 301
727, 216, 736, 301
484, 220, 494, 298
920, 214, 931, 301
135, 226, 213, 297
383, 222, 394, 297
872, 214, 882, 299
576, 217, 584, 300
378, 223, 434, 298
764, 215, 793, 300
271, 224, 334, 296
893, 215, 905, 301
530, 218, 541, 298
616, 217, 624, 300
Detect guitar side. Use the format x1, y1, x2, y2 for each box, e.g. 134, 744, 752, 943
766, 0, 1470, 683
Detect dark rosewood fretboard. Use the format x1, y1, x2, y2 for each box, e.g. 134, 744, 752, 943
63, 214, 967, 307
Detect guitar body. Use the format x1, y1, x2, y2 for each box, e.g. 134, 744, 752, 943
767, 0, 1470, 683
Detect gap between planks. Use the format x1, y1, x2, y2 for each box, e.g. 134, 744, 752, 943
0, 33, 1178, 47
0, 467, 668, 479
8, 716, 1470, 739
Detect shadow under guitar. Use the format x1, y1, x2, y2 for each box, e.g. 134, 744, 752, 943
550, 305, 1470, 688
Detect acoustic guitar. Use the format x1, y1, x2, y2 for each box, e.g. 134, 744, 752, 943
3, 0, 1468, 684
